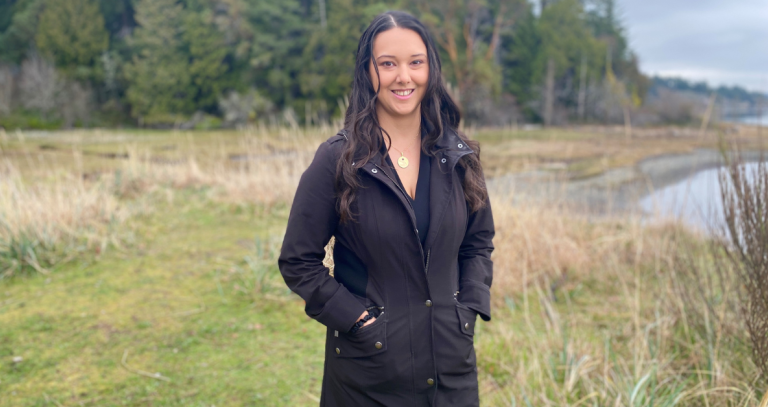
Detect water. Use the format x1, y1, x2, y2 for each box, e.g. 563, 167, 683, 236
639, 162, 763, 232
726, 115, 768, 126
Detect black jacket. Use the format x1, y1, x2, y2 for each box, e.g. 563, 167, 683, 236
278, 127, 495, 406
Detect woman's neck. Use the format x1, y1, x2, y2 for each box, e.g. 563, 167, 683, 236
377, 106, 421, 150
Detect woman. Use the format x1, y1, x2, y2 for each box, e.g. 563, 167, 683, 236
278, 10, 494, 406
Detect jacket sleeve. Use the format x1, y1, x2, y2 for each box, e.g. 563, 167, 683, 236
278, 139, 367, 333
457, 193, 495, 322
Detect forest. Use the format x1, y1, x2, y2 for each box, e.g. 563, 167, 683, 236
0, 0, 662, 129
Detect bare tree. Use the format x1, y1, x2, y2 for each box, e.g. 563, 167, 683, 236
0, 65, 13, 115
543, 58, 555, 126
19, 53, 60, 117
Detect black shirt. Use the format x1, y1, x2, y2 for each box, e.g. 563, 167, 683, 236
384, 148, 431, 248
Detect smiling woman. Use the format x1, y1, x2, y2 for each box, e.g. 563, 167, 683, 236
278, 10, 494, 407
369, 28, 429, 120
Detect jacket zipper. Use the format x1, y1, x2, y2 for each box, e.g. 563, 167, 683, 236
373, 163, 428, 274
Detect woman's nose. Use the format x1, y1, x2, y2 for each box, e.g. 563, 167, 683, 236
396, 66, 411, 85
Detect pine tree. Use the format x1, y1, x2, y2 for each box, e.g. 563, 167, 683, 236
182, 8, 229, 112
0, 0, 45, 64
35, 0, 109, 79
124, 0, 192, 121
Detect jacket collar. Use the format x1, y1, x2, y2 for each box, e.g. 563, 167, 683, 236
342, 123, 474, 172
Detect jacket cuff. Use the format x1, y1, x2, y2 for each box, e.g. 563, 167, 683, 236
307, 285, 367, 332
457, 279, 491, 321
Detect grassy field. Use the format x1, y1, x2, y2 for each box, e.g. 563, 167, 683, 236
0, 125, 765, 406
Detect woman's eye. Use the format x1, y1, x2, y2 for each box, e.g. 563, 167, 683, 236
381, 61, 394, 67
412, 60, 424, 65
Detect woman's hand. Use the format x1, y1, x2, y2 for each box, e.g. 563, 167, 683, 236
358, 310, 376, 326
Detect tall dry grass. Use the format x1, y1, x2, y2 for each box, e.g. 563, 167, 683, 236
483, 187, 761, 406
0, 127, 328, 277
1, 126, 764, 405
0, 161, 131, 276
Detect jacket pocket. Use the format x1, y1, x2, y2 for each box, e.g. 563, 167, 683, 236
455, 303, 477, 337
333, 310, 387, 358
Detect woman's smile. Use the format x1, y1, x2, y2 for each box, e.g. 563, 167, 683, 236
391, 89, 415, 99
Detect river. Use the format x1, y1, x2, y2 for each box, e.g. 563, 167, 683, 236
488, 149, 766, 233
639, 161, 764, 232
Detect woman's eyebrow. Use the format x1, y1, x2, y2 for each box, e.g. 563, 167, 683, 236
375, 53, 427, 60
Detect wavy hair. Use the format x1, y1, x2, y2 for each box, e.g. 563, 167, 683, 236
336, 10, 487, 223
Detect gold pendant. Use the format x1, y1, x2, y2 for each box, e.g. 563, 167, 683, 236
397, 154, 409, 168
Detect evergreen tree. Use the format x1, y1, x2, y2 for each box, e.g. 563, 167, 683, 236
242, 0, 310, 110
182, 8, 230, 112
500, 10, 540, 111
0, 0, 44, 63
35, 0, 109, 79
300, 0, 394, 115
124, 0, 192, 121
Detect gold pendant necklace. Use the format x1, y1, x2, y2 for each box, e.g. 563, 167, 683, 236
391, 143, 415, 169
397, 152, 409, 168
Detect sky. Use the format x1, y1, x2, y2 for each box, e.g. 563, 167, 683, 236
620, 0, 768, 92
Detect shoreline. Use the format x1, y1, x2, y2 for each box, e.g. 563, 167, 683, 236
488, 148, 766, 217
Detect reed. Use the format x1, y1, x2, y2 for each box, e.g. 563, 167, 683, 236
481, 190, 759, 406
0, 127, 762, 405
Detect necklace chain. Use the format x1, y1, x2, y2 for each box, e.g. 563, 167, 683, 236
389, 139, 419, 169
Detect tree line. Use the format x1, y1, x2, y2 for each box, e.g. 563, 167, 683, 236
0, 0, 653, 129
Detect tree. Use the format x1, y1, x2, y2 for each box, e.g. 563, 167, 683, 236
182, 7, 230, 112
124, 0, 192, 121
531, 0, 602, 123
35, 0, 109, 79
500, 9, 540, 116
240, 0, 311, 110
0, 0, 44, 64
414, 0, 527, 102
300, 0, 394, 119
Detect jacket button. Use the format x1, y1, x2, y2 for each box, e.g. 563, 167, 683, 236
464, 322, 470, 330
371, 168, 378, 173
335, 348, 340, 354
425, 300, 432, 307
441, 158, 447, 163
458, 143, 463, 148
375, 341, 383, 349
427, 378, 434, 385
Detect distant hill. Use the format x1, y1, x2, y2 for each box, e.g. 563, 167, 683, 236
649, 76, 767, 120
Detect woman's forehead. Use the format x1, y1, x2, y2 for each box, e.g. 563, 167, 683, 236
372, 28, 427, 59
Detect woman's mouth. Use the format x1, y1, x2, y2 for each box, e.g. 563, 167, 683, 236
391, 89, 415, 100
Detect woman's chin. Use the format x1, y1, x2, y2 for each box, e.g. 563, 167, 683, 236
383, 102, 421, 118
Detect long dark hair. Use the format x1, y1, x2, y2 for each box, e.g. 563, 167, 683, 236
336, 10, 487, 223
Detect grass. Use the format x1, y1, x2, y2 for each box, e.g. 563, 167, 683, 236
0, 125, 765, 406
1, 194, 325, 406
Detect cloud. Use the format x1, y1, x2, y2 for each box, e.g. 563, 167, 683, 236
621, 0, 768, 92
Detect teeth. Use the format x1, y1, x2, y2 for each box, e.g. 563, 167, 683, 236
393, 90, 413, 96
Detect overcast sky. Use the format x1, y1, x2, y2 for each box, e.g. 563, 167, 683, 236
620, 0, 768, 92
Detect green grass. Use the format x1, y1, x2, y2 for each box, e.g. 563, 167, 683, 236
1, 127, 763, 406
0, 193, 326, 406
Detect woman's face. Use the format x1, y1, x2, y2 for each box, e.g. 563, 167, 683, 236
369, 27, 429, 119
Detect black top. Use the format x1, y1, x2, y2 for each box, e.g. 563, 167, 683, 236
384, 148, 431, 248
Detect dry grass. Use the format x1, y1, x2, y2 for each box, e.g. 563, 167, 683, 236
472, 123, 764, 179
0, 162, 130, 276
482, 189, 761, 405
0, 126, 329, 277
1, 125, 765, 405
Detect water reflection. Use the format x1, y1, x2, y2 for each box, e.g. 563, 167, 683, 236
639, 162, 762, 232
